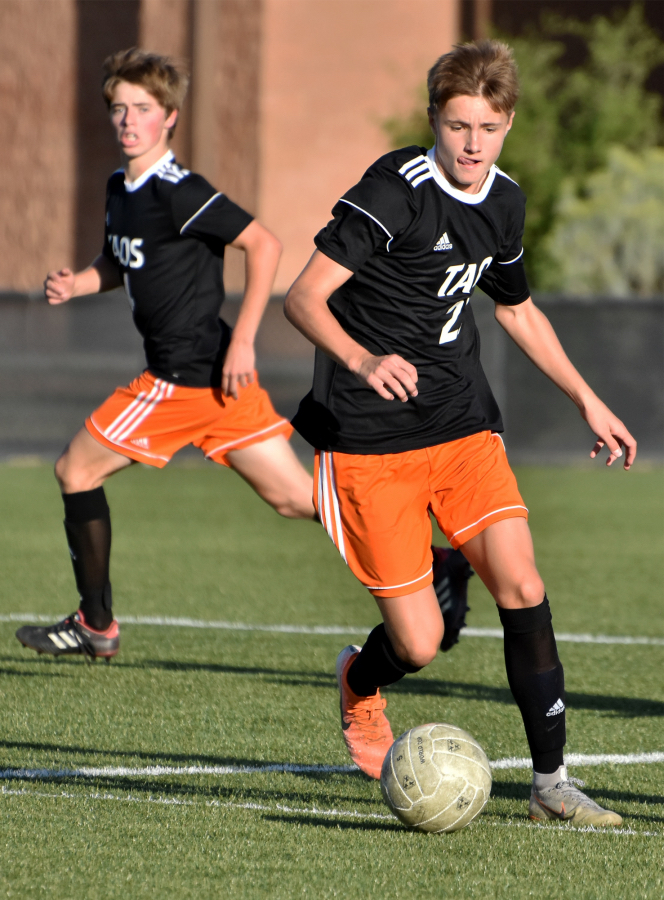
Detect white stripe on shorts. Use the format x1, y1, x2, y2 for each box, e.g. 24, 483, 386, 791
102, 389, 151, 438
327, 454, 347, 563
318, 452, 347, 563
204, 419, 288, 459
362, 568, 433, 593
104, 381, 163, 442
451, 505, 528, 541
111, 379, 171, 443
319, 453, 336, 550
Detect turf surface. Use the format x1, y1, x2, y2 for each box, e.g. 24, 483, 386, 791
0, 462, 662, 898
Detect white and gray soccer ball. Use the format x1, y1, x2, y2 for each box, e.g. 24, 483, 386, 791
380, 723, 492, 833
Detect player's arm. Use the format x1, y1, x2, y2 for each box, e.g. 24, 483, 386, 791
285, 250, 418, 402
494, 297, 637, 469
221, 221, 282, 399
44, 254, 122, 305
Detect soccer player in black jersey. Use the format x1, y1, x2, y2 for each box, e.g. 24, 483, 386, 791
15, 49, 319, 662
285, 41, 636, 826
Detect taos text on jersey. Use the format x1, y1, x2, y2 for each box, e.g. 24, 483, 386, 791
108, 234, 145, 269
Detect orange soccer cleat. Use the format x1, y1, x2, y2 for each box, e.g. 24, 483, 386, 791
335, 644, 394, 779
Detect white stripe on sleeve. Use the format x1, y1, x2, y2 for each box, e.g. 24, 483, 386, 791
338, 199, 394, 251
179, 193, 224, 234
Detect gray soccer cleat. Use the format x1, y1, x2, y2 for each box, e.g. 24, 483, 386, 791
529, 770, 622, 827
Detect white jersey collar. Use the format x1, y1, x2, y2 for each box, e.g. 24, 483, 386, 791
124, 150, 175, 192
426, 147, 496, 205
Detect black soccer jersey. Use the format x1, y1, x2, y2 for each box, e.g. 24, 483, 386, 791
292, 145, 531, 454
102, 150, 253, 387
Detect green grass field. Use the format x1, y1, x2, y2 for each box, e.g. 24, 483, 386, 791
0, 462, 662, 898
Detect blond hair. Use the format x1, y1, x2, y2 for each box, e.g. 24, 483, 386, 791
428, 40, 519, 114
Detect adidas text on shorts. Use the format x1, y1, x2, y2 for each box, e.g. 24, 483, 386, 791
314, 430, 527, 597
86, 370, 292, 468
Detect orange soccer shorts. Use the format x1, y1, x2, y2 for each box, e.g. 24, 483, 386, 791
86, 370, 292, 468
314, 430, 527, 597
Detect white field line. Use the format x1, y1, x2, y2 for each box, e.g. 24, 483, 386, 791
2, 613, 664, 646
0, 785, 392, 822
1, 786, 659, 838
0, 763, 356, 779
491, 751, 664, 770
0, 751, 662, 782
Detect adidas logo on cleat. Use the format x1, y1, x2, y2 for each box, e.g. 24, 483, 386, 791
546, 698, 565, 717
433, 233, 453, 251
48, 629, 83, 650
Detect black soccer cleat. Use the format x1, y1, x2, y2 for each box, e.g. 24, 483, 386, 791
432, 546, 473, 652
16, 611, 120, 661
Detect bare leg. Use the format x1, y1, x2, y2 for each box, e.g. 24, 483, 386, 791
55, 427, 134, 492
459, 517, 545, 609
226, 434, 315, 519
375, 584, 443, 668
360, 518, 542, 667
342, 584, 442, 712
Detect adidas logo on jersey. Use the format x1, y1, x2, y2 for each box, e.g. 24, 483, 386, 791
545, 698, 565, 717
433, 233, 453, 251
130, 437, 150, 449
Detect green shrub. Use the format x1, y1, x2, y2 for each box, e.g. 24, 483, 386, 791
383, 4, 664, 292
545, 145, 664, 296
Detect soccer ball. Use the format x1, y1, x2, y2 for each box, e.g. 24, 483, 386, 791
380, 723, 492, 833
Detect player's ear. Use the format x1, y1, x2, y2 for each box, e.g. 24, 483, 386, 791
165, 108, 179, 131
427, 106, 437, 136
505, 110, 515, 133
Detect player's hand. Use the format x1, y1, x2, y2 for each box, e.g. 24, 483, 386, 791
44, 268, 76, 304
44, 268, 76, 305
221, 339, 255, 400
352, 352, 418, 402
582, 397, 636, 470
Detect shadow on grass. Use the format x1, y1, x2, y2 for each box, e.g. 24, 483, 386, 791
115, 659, 664, 719
3, 764, 662, 828
0, 655, 109, 674
0, 768, 379, 811
489, 781, 532, 802
2, 742, 662, 825
3, 655, 662, 717
0, 654, 337, 686
138, 659, 335, 687
390, 678, 664, 719
0, 666, 67, 678
0, 738, 358, 777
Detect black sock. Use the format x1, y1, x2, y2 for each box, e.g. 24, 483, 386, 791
347, 624, 422, 697
498, 596, 565, 774
62, 488, 113, 631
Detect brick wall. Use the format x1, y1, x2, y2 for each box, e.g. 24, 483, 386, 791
0, 0, 459, 291
0, 0, 77, 289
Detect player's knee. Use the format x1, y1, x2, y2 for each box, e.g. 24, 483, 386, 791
270, 497, 298, 518
509, 574, 546, 609
54, 453, 71, 491
393, 632, 440, 669
270, 493, 315, 519
55, 452, 95, 494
